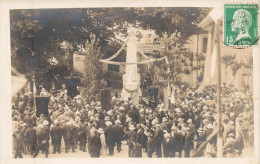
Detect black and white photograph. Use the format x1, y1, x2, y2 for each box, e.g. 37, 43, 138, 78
0, 0, 259, 163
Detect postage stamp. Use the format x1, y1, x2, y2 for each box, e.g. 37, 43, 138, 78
224, 4, 259, 46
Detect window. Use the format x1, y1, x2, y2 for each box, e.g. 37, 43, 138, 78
202, 38, 208, 53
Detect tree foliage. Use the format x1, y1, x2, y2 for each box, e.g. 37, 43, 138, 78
80, 33, 106, 102
10, 7, 211, 90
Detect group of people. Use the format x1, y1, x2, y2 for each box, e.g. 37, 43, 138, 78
12, 83, 254, 158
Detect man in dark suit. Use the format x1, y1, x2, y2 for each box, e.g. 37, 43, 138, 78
24, 124, 37, 156
69, 120, 77, 152
61, 121, 71, 153
168, 127, 178, 157
104, 121, 115, 155
50, 120, 62, 154
33, 125, 49, 158
112, 120, 124, 153
136, 124, 147, 152
154, 124, 163, 158
124, 125, 137, 157
146, 132, 155, 157
78, 121, 87, 152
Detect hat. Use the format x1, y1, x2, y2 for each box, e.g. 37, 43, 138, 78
187, 119, 192, 123
228, 133, 235, 137
202, 119, 209, 123
115, 120, 121, 124
75, 116, 81, 121
129, 125, 135, 130
139, 108, 144, 113
22, 123, 27, 127
54, 120, 59, 125
38, 124, 44, 129
106, 121, 112, 127
96, 101, 101, 106
162, 117, 167, 122
126, 117, 132, 122
90, 116, 95, 121
107, 110, 113, 115
43, 120, 49, 126
164, 133, 171, 138
204, 112, 210, 117
97, 128, 104, 134
207, 123, 213, 129
119, 107, 124, 111
229, 121, 234, 125
175, 108, 181, 113
197, 128, 203, 132
171, 126, 177, 130
155, 124, 160, 127
152, 119, 158, 125
104, 117, 110, 121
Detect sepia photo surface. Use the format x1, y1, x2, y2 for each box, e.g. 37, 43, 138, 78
0, 0, 259, 164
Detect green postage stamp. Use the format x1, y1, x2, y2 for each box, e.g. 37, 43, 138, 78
224, 4, 259, 46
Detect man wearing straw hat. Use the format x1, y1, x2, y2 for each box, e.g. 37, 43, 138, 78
124, 125, 137, 157
104, 121, 115, 156
113, 120, 124, 153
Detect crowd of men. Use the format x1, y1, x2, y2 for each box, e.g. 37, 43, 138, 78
12, 83, 254, 158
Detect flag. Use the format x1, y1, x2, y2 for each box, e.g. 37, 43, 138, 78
33, 80, 37, 95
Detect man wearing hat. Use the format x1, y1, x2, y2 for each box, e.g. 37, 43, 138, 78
124, 125, 137, 157
112, 120, 124, 153
20, 123, 28, 155
69, 119, 77, 153
24, 123, 37, 156
78, 120, 87, 152
153, 123, 163, 158
146, 132, 155, 157
136, 124, 147, 153
168, 126, 178, 157
104, 121, 115, 156
34, 124, 49, 158
13, 128, 23, 158
50, 120, 62, 154
61, 121, 71, 153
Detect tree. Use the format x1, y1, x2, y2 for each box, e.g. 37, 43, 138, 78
80, 33, 106, 102
10, 8, 211, 92
221, 53, 236, 83
231, 60, 242, 84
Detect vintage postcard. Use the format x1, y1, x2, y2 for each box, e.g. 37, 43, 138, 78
0, 0, 259, 164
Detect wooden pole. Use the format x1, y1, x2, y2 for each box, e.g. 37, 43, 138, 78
216, 23, 223, 157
